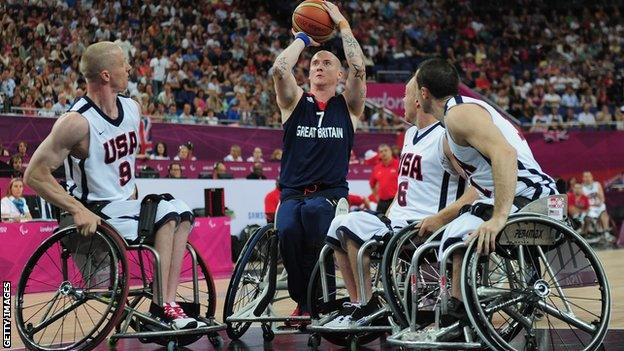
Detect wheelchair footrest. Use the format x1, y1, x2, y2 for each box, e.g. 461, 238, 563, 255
111, 324, 225, 340
227, 315, 311, 323
307, 325, 392, 333
386, 326, 482, 349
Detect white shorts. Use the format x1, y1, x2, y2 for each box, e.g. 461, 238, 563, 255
439, 198, 519, 257
587, 204, 606, 219
326, 211, 406, 251
100, 198, 193, 242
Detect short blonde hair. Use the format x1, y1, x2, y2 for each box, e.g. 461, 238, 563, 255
79, 41, 122, 82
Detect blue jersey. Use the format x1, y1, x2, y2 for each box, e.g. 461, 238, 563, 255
279, 93, 354, 190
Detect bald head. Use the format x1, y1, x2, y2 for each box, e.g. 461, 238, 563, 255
309, 50, 343, 89
311, 50, 341, 66
79, 41, 124, 82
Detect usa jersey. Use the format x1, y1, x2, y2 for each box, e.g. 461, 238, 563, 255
387, 123, 465, 223
280, 93, 354, 190
445, 95, 557, 200
65, 95, 140, 202
582, 182, 602, 207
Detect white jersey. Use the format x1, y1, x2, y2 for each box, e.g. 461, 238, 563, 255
445, 96, 557, 200
582, 182, 602, 207
65, 95, 140, 203
387, 123, 465, 224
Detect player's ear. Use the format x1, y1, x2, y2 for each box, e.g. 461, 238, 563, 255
420, 86, 429, 100
100, 69, 111, 83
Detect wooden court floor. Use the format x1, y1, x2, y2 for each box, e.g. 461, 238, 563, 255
6, 248, 624, 350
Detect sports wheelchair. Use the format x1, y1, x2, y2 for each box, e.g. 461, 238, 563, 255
306, 236, 395, 350
383, 194, 611, 350
223, 198, 349, 344
15, 195, 225, 351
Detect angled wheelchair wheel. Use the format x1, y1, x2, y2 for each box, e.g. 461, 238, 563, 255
124, 242, 219, 347
223, 224, 277, 340
307, 247, 383, 347
16, 224, 129, 351
462, 215, 611, 351
381, 222, 442, 330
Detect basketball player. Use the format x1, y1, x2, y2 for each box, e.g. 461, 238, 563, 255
324, 76, 471, 327
581, 171, 613, 240
24, 42, 204, 329
271, 1, 366, 320
414, 58, 558, 323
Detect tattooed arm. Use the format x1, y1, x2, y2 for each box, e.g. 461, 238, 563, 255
323, 1, 366, 130
271, 37, 305, 124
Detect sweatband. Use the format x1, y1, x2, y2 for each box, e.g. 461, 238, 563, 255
294, 32, 311, 47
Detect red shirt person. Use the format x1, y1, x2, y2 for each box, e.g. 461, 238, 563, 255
567, 183, 589, 218
264, 181, 280, 223
369, 144, 399, 214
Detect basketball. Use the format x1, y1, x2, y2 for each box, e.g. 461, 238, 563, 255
292, 0, 335, 43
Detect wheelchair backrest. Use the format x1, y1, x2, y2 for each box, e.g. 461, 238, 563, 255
518, 194, 568, 221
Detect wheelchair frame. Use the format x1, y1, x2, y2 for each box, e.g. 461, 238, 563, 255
15, 219, 225, 351
385, 195, 612, 351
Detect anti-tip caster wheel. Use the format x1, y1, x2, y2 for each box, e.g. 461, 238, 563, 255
209, 334, 224, 349
307, 333, 321, 349
261, 324, 275, 342
108, 337, 118, 349
167, 339, 178, 351
350, 336, 359, 351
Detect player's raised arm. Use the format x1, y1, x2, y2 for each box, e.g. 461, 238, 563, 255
271, 32, 310, 123
323, 1, 366, 128
24, 112, 101, 235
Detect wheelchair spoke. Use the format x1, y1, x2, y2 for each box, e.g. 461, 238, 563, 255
31, 297, 86, 336
545, 312, 571, 351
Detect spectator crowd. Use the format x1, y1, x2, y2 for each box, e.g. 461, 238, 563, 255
0, 0, 622, 132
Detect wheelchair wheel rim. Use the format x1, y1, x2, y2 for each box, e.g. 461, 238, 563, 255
224, 224, 276, 339
15, 226, 128, 351
463, 216, 611, 351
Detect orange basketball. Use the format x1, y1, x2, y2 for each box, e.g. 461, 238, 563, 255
292, 0, 335, 43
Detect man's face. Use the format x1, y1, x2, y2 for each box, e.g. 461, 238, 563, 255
582, 172, 593, 184
169, 164, 182, 178
108, 47, 131, 93
309, 51, 342, 88
378, 145, 392, 162
403, 77, 419, 122
573, 183, 583, 195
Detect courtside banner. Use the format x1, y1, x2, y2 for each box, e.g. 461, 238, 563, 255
366, 83, 406, 116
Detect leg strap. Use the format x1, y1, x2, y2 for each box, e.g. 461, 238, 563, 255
138, 194, 164, 244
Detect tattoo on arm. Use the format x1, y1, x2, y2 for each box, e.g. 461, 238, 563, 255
274, 57, 288, 80
341, 30, 365, 80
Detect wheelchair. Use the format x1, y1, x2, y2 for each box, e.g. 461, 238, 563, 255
306, 236, 395, 351
384, 194, 611, 350
223, 198, 349, 344
14, 196, 225, 351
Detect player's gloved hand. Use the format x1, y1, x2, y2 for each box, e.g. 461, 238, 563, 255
417, 215, 444, 237
321, 1, 348, 28
291, 29, 320, 47
72, 207, 102, 236
465, 216, 506, 255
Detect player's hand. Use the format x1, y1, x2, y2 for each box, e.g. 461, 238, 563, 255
465, 216, 506, 255
417, 215, 444, 237
291, 29, 321, 47
321, 1, 347, 26
72, 208, 102, 237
